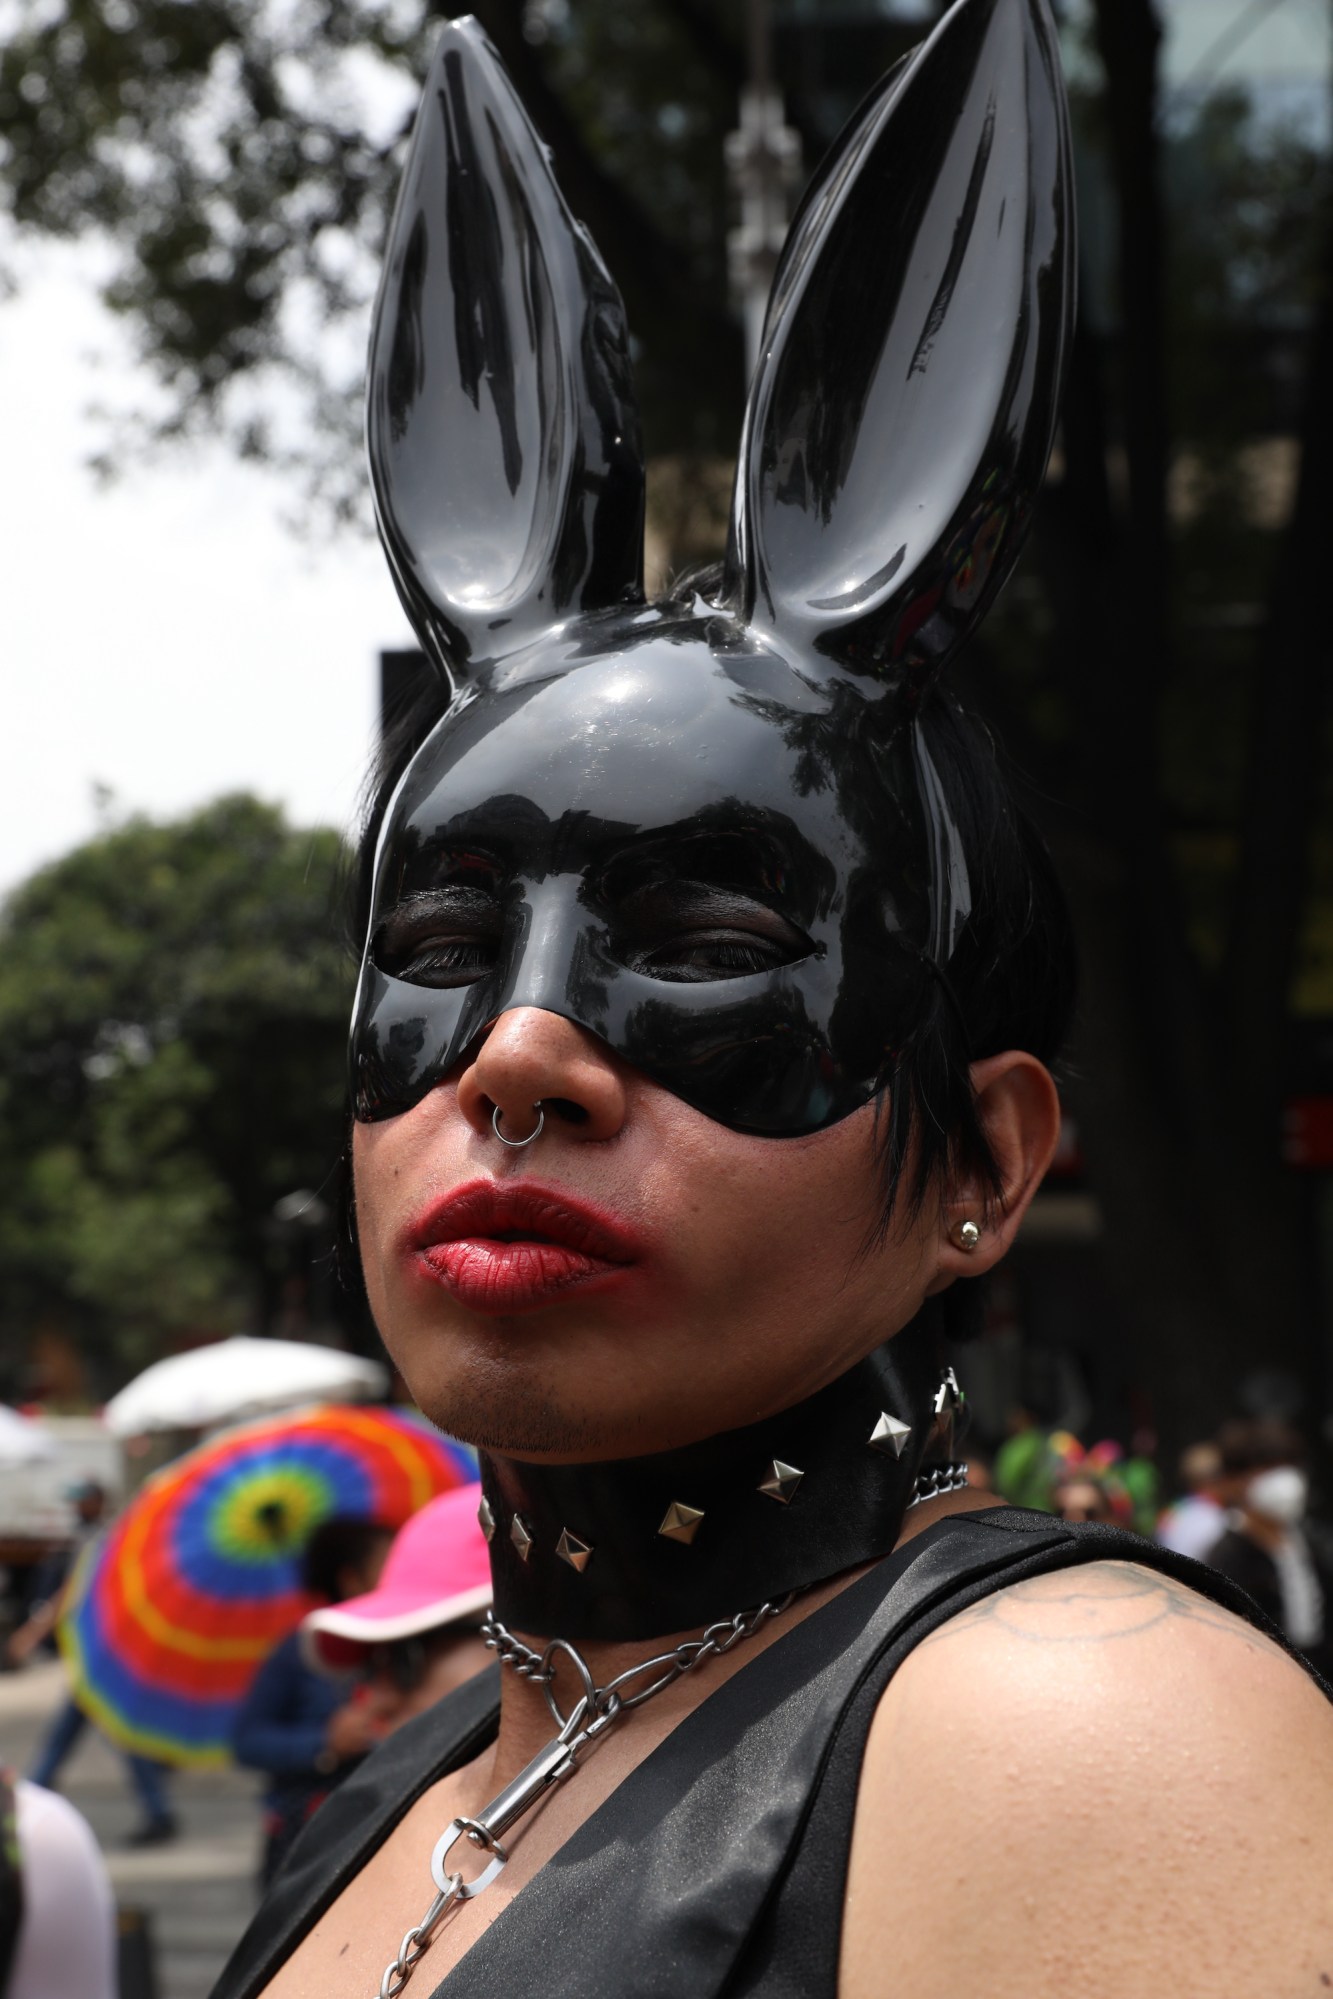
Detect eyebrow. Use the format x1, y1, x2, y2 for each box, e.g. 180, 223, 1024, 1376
593, 828, 802, 903
391, 844, 505, 899
387, 807, 833, 922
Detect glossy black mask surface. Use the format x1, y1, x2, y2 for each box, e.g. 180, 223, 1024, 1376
354, 605, 956, 1130
353, 0, 1074, 1131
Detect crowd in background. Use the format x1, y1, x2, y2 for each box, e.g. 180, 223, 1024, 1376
0, 1476, 492, 1998
976, 1414, 1333, 1681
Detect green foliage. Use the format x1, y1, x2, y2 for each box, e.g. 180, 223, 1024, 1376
0, 0, 756, 517
0, 0, 426, 519
0, 795, 355, 1378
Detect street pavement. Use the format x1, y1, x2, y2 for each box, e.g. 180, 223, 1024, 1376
0, 1657, 261, 1999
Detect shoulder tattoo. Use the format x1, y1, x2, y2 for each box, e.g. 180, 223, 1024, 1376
917, 1559, 1293, 1665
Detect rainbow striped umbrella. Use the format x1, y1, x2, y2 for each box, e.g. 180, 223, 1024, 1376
60, 1404, 474, 1767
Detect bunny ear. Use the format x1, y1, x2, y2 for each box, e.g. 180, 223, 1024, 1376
368, 17, 645, 685
723, 0, 1074, 694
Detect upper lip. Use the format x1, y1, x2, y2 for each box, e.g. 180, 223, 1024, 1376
404, 1180, 642, 1263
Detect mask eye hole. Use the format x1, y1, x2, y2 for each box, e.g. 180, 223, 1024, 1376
596, 834, 814, 985
606, 878, 814, 985
373, 881, 504, 990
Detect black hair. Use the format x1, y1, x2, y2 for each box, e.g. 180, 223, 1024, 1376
1216, 1418, 1308, 1477
301, 1514, 393, 1602
340, 656, 1076, 1294
875, 689, 1075, 1232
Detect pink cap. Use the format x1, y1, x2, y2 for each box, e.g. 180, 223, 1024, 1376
302, 1482, 493, 1674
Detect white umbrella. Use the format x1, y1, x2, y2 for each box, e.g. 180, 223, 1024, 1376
103, 1337, 389, 1438
0, 1404, 57, 1466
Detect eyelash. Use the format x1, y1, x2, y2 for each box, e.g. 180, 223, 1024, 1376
626, 934, 784, 982
380, 923, 789, 988
384, 935, 495, 988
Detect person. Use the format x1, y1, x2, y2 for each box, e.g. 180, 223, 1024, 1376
5, 1481, 107, 1666
301, 1484, 494, 1739
1049, 1439, 1136, 1529
14, 1482, 178, 1847
231, 1516, 395, 1887
1155, 1439, 1227, 1559
1, 1772, 117, 1999
210, 2, 1333, 1994
1199, 1418, 1332, 1681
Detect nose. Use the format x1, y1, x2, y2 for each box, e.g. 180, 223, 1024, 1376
455, 1007, 629, 1146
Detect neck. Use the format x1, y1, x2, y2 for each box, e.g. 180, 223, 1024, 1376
476, 1303, 956, 1642
1241, 1508, 1288, 1553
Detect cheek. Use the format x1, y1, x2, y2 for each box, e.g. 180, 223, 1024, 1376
642, 1102, 932, 1362
352, 1117, 422, 1324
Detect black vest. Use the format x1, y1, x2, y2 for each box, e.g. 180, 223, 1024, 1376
208, 1508, 1330, 1999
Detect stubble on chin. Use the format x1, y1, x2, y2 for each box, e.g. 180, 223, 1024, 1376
404, 1352, 606, 1460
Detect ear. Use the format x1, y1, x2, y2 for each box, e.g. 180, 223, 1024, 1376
368, 17, 645, 688
936, 1050, 1062, 1278
723, 0, 1074, 695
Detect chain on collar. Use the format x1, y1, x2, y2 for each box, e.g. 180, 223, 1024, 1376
372, 1596, 795, 1998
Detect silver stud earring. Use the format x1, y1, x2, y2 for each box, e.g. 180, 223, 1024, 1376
869, 1412, 912, 1458
757, 1459, 804, 1505
951, 1218, 981, 1252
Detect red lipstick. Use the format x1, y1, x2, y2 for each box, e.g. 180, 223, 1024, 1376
404, 1181, 642, 1314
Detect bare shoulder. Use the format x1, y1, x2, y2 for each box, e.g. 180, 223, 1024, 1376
840, 1560, 1333, 1999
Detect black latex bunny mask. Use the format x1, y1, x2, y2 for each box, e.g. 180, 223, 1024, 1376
351, 0, 1075, 1137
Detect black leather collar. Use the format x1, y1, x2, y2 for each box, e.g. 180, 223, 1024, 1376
478, 1305, 949, 1640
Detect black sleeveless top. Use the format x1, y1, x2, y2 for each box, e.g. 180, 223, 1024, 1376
208, 1508, 1330, 1999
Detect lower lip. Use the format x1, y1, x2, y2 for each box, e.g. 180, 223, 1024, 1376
415, 1238, 634, 1313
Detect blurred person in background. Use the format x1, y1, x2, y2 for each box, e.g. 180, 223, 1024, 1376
231, 1515, 394, 1887
1049, 1438, 1137, 1529
1202, 1419, 1332, 1680
10, 1480, 177, 1847
1155, 1441, 1227, 1560
998, 1429, 1152, 1532
0, 1765, 116, 1999
962, 1452, 994, 1494
5, 1481, 107, 1667
991, 1415, 1053, 1512
301, 1485, 493, 1742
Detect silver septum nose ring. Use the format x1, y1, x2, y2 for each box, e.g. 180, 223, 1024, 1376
492, 1103, 545, 1148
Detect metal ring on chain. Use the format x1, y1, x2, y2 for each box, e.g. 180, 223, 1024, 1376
374, 1596, 798, 1998
492, 1103, 545, 1148
540, 1635, 599, 1732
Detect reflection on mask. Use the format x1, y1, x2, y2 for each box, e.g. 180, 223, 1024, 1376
351, 0, 1075, 1133
354, 613, 960, 1132
1246, 1465, 1308, 1529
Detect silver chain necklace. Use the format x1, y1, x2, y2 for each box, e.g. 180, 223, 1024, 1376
373, 1596, 795, 1999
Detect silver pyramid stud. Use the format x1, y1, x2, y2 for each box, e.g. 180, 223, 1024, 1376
869, 1411, 912, 1458
556, 1527, 593, 1574
477, 1495, 496, 1544
657, 1500, 705, 1545
933, 1367, 963, 1417
510, 1514, 533, 1561
757, 1459, 804, 1504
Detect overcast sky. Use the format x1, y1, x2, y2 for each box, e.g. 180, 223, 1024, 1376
1, 250, 413, 898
